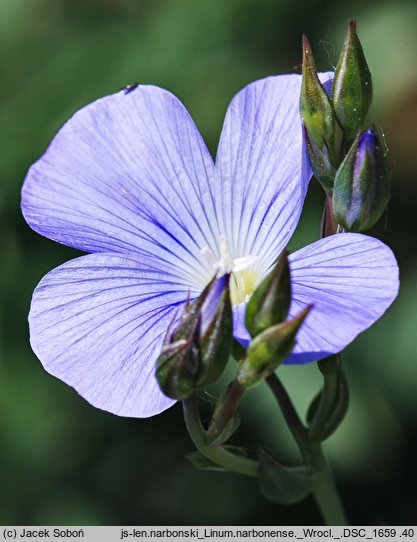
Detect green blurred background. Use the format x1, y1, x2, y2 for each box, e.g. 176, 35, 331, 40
1, 0, 417, 526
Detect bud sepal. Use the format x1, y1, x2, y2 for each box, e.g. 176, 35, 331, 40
245, 250, 291, 338
300, 35, 337, 193
331, 19, 373, 140
237, 306, 312, 389
198, 274, 233, 388
332, 128, 390, 232
156, 338, 199, 400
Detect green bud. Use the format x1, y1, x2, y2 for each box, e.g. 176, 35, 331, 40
332, 129, 390, 232
245, 250, 291, 338
303, 126, 337, 194
300, 35, 337, 193
156, 338, 199, 400
331, 19, 373, 140
237, 306, 312, 389
156, 275, 232, 400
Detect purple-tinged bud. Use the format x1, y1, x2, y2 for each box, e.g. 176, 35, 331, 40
245, 250, 291, 338
331, 19, 372, 140
237, 306, 312, 389
197, 274, 233, 388
156, 275, 232, 400
300, 35, 337, 194
332, 129, 390, 232
156, 337, 199, 400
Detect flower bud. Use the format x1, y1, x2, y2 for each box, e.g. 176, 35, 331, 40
155, 338, 199, 400
156, 275, 232, 400
331, 19, 372, 140
300, 35, 337, 193
237, 306, 312, 389
245, 250, 291, 338
197, 274, 233, 388
332, 129, 390, 232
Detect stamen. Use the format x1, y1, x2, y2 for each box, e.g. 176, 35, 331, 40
233, 254, 258, 273
200, 236, 262, 305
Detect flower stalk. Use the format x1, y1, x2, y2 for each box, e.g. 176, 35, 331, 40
266, 373, 348, 525
307, 444, 348, 525
183, 394, 258, 478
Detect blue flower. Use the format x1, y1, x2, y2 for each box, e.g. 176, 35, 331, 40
21, 74, 399, 417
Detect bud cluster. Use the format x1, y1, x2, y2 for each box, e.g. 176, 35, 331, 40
156, 275, 233, 400
156, 252, 311, 402
301, 20, 390, 232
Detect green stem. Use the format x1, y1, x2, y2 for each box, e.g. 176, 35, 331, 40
266, 373, 308, 457
306, 444, 348, 525
183, 395, 258, 478
267, 373, 348, 525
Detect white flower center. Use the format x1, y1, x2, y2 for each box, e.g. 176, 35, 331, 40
200, 236, 261, 305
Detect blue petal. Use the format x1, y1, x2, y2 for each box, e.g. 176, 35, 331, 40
214, 73, 333, 270
22, 86, 219, 289
232, 302, 251, 347
28, 253, 195, 417
286, 233, 399, 364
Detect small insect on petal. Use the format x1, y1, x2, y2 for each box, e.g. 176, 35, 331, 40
122, 82, 140, 94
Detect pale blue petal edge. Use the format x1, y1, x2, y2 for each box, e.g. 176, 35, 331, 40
28, 253, 197, 417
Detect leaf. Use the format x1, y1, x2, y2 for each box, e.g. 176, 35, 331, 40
258, 447, 317, 505
307, 369, 350, 441
185, 451, 228, 472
